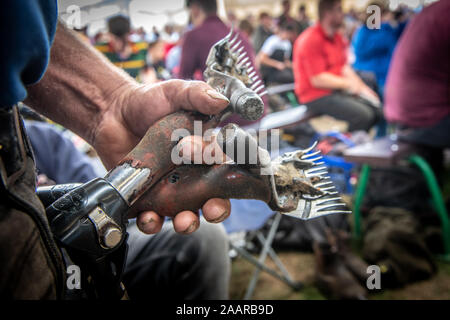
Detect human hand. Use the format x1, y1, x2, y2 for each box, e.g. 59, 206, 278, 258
92, 79, 232, 234
132, 134, 231, 234
358, 85, 381, 106
344, 77, 363, 95
345, 79, 380, 104
276, 61, 286, 70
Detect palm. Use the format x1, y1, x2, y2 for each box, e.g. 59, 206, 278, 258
93, 82, 176, 169
91, 80, 232, 234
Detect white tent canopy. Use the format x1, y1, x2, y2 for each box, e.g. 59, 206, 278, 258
57, 0, 437, 36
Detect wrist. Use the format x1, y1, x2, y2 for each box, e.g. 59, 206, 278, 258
344, 79, 360, 94
90, 79, 139, 146
341, 78, 353, 91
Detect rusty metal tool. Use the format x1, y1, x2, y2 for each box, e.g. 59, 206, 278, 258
133, 123, 350, 219
40, 29, 349, 266
40, 29, 268, 260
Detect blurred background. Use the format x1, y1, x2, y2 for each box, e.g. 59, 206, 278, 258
57, 0, 436, 37
26, 0, 449, 300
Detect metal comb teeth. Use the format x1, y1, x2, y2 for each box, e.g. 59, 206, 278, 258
236, 46, 245, 56
284, 177, 351, 219
237, 56, 249, 68
250, 80, 262, 90
225, 28, 267, 98
259, 90, 268, 97
284, 193, 351, 220
273, 142, 351, 219
305, 166, 329, 179
229, 33, 239, 46
253, 85, 265, 95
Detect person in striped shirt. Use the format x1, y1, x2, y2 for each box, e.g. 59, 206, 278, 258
95, 15, 148, 79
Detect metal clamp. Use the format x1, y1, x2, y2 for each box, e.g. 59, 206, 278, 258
88, 207, 123, 249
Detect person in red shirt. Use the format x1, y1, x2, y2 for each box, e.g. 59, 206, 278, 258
292, 0, 381, 132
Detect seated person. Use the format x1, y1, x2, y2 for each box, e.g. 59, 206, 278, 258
24, 119, 231, 300
352, 0, 407, 96
238, 20, 254, 42
257, 22, 296, 85
384, 0, 450, 174
293, 0, 381, 132
252, 12, 274, 54
140, 39, 172, 84
296, 4, 311, 35
276, 0, 297, 30
95, 15, 148, 80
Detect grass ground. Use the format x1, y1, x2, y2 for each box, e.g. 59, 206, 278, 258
229, 154, 450, 300
230, 252, 450, 300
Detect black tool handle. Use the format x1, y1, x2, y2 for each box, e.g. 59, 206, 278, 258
36, 183, 81, 207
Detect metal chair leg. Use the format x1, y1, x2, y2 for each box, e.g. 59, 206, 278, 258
352, 164, 371, 241
229, 242, 299, 286
255, 232, 292, 281
244, 213, 282, 299
409, 154, 450, 261
254, 232, 303, 290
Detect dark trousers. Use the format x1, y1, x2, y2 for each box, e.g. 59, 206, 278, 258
398, 114, 450, 180
123, 219, 230, 300
398, 115, 450, 149
305, 92, 382, 132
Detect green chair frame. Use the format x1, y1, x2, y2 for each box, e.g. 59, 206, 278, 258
352, 154, 450, 262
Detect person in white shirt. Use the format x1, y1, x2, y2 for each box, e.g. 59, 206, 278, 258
256, 22, 296, 84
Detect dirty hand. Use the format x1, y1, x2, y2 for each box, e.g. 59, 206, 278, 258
92, 79, 231, 235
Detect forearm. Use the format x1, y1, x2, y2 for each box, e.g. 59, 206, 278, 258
341, 65, 380, 101
25, 21, 137, 145
310, 72, 349, 91
258, 53, 283, 69
342, 65, 364, 85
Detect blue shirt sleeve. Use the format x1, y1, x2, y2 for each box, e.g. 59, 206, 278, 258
0, 0, 57, 108
25, 121, 99, 184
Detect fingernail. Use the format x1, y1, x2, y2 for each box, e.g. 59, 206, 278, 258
141, 218, 156, 233
211, 210, 230, 223
206, 89, 230, 103
183, 220, 199, 234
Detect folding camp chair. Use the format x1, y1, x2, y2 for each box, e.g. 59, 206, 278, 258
220, 100, 324, 299
223, 200, 303, 299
